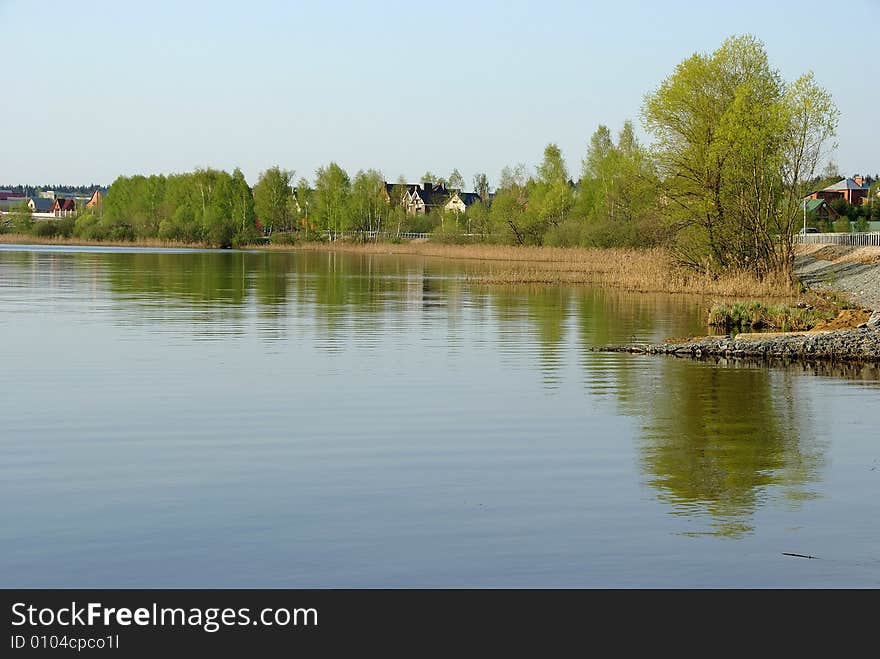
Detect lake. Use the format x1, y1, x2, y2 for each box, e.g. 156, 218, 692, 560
2, 245, 879, 587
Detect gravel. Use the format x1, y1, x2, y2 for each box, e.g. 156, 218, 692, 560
794, 253, 880, 310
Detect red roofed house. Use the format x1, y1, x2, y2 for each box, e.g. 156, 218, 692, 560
52, 198, 77, 218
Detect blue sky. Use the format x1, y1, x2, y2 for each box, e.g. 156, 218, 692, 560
1, 0, 877, 187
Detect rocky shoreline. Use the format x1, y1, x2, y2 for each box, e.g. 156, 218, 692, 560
596, 247, 880, 364
597, 323, 880, 363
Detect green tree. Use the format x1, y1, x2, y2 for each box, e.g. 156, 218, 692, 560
643, 34, 838, 277
350, 169, 386, 238
498, 164, 527, 190
8, 200, 33, 234
472, 172, 490, 200
313, 162, 351, 240
253, 166, 295, 235
448, 168, 465, 191
389, 175, 409, 237
489, 182, 528, 244
526, 143, 574, 242
295, 177, 314, 235
230, 168, 256, 242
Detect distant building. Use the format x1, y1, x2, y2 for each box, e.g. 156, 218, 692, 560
51, 198, 76, 217
28, 197, 55, 213
382, 181, 483, 216
444, 191, 482, 214
803, 198, 838, 221
804, 177, 870, 205
86, 188, 106, 209
0, 198, 29, 212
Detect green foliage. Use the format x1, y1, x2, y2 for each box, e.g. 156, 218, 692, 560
349, 169, 388, 234
708, 302, 827, 331
253, 166, 294, 236
832, 215, 851, 234
98, 168, 254, 246
29, 218, 75, 238
313, 162, 351, 239
488, 185, 528, 244
269, 231, 299, 245
8, 202, 33, 233
472, 173, 490, 200
643, 34, 838, 277
448, 168, 465, 191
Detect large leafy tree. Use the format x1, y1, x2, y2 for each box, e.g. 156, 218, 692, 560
349, 169, 386, 236
230, 167, 256, 240
582, 121, 657, 225
490, 163, 530, 244
643, 34, 838, 277
529, 143, 574, 240
253, 166, 295, 235
447, 168, 465, 191
472, 173, 490, 200
313, 162, 351, 240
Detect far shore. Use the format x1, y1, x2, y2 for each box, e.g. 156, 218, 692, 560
0, 233, 798, 299
7, 232, 880, 358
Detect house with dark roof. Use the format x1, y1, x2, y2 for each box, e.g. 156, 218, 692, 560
444, 191, 482, 214
805, 177, 870, 205
383, 181, 483, 216
51, 198, 77, 217
28, 197, 55, 213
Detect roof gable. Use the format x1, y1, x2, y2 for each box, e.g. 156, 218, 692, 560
822, 177, 868, 192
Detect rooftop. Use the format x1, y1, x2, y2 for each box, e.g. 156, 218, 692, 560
821, 177, 869, 192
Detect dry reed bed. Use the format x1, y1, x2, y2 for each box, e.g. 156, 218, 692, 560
794, 243, 880, 265
284, 242, 796, 298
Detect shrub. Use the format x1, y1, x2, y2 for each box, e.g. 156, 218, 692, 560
707, 302, 828, 331
269, 231, 298, 245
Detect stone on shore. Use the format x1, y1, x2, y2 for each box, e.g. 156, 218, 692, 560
596, 327, 880, 362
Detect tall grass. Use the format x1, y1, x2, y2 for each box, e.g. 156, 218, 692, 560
707, 302, 828, 332
279, 242, 796, 297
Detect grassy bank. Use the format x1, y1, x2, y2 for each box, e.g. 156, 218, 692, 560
708, 302, 828, 332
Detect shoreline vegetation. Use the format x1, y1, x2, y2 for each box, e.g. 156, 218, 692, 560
4, 227, 878, 363
0, 231, 870, 306
0, 233, 795, 297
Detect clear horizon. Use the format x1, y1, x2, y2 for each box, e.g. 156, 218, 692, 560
2, 0, 877, 188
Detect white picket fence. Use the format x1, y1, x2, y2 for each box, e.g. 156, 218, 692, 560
794, 232, 880, 246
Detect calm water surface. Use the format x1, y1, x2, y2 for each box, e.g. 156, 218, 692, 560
2, 245, 879, 587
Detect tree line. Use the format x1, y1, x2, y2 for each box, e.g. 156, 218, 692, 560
4, 34, 869, 279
